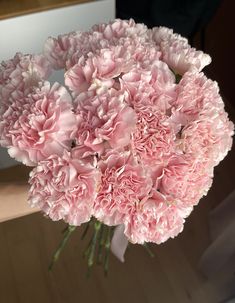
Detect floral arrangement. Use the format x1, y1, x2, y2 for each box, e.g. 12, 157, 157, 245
0, 19, 233, 272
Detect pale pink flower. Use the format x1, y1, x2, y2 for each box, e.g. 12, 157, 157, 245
121, 63, 176, 111
131, 106, 175, 165
124, 190, 190, 244
170, 71, 234, 165
28, 151, 100, 225
44, 31, 100, 70
152, 27, 177, 45
158, 155, 213, 207
65, 54, 117, 97
0, 82, 76, 166
93, 150, 153, 225
44, 19, 149, 71
75, 90, 136, 154
112, 35, 161, 69
0, 53, 51, 108
179, 115, 234, 166
71, 145, 97, 161
65, 56, 96, 96
92, 18, 149, 41
45, 19, 156, 73
174, 71, 224, 117
161, 41, 211, 75
65, 45, 136, 97
166, 108, 191, 135
152, 26, 211, 74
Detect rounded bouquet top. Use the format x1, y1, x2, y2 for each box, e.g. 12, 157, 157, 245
0, 19, 234, 244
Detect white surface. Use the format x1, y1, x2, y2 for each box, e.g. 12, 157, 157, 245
0, 0, 115, 169
0, 0, 115, 60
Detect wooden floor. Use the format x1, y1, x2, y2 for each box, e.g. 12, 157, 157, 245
0, 108, 234, 303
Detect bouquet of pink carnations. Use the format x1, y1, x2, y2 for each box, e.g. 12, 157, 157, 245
0, 19, 234, 272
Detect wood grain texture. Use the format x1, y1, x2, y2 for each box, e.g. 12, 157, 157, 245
0, 0, 94, 20
0, 166, 39, 222
0, 214, 221, 303
0, 165, 31, 182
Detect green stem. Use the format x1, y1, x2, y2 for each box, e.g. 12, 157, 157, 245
88, 221, 101, 268
49, 225, 76, 271
81, 221, 90, 240
104, 227, 114, 276
142, 242, 155, 258
96, 224, 105, 265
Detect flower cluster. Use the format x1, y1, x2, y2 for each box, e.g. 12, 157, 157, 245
0, 19, 233, 245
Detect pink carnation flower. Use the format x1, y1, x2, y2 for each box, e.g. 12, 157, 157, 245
28, 151, 100, 225
65, 45, 137, 97
93, 150, 153, 225
158, 155, 213, 207
0, 52, 51, 108
92, 18, 149, 41
0, 82, 76, 166
44, 31, 100, 70
174, 71, 225, 117
124, 190, 190, 244
171, 71, 234, 165
180, 115, 234, 166
75, 90, 136, 154
152, 26, 211, 75
131, 106, 176, 166
121, 63, 176, 111
65, 55, 115, 96
44, 19, 149, 71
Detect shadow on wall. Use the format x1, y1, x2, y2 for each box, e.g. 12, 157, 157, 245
116, 0, 221, 38
0, 148, 18, 169
201, 0, 235, 108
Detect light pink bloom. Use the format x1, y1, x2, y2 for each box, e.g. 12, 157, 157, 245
93, 150, 153, 225
152, 27, 177, 45
152, 26, 211, 74
44, 31, 100, 70
159, 155, 213, 207
28, 151, 100, 225
75, 90, 136, 154
161, 41, 211, 75
0, 82, 76, 166
65, 45, 136, 97
44, 19, 149, 71
121, 63, 176, 111
166, 108, 191, 135
124, 190, 190, 244
92, 18, 149, 41
114, 36, 161, 69
0, 53, 51, 108
131, 106, 175, 165
65, 55, 115, 96
180, 115, 234, 166
174, 71, 225, 117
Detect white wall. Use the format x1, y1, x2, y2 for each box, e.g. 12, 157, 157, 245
0, 0, 115, 60
0, 0, 115, 169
